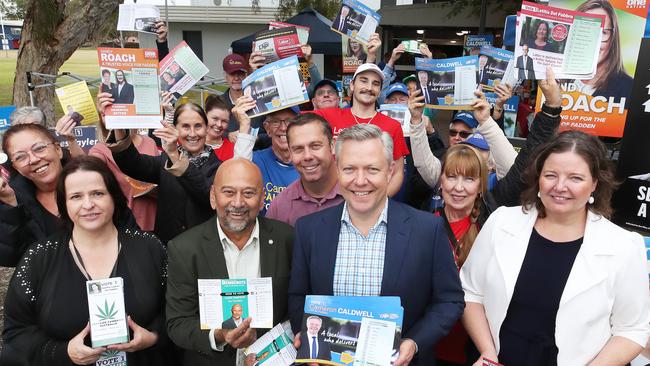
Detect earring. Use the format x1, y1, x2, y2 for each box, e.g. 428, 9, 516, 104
588, 196, 594, 204
537, 191, 541, 198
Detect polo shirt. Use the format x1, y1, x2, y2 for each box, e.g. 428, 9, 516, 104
307, 107, 410, 160
266, 180, 344, 226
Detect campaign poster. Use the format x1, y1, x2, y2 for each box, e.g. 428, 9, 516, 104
254, 27, 304, 63
342, 35, 369, 73
0, 105, 16, 134
159, 41, 209, 96
269, 21, 310, 44
536, 0, 650, 137
49, 126, 98, 153
478, 47, 514, 91
464, 34, 494, 56
97, 47, 163, 129
55, 81, 100, 126
415, 56, 478, 110
331, 0, 381, 45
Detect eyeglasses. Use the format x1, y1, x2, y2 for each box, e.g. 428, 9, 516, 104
602, 28, 613, 43
267, 119, 291, 127
449, 129, 472, 139
315, 89, 337, 97
10, 142, 57, 167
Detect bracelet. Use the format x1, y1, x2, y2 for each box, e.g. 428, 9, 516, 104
541, 103, 562, 117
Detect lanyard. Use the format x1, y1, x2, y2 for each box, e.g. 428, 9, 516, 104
436, 208, 461, 267
71, 238, 122, 281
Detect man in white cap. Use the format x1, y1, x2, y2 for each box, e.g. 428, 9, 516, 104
308, 63, 409, 196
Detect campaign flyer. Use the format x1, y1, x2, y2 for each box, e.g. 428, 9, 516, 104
379, 104, 411, 137
478, 47, 514, 91
241, 56, 309, 118
254, 27, 304, 64
401, 40, 422, 54
269, 21, 310, 44
159, 41, 209, 96
97, 47, 162, 129
331, 0, 381, 45
0, 105, 16, 134
117, 3, 159, 34
198, 278, 273, 329
49, 126, 98, 153
295, 295, 403, 366
415, 56, 479, 110
245, 321, 297, 366
342, 35, 369, 73
87, 277, 129, 348
464, 34, 494, 56
54, 81, 99, 126
484, 93, 520, 137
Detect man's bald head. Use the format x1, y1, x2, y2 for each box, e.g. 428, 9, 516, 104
211, 158, 264, 234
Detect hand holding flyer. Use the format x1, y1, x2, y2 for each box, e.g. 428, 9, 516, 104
331, 0, 381, 45
55, 81, 99, 126
86, 277, 129, 348
245, 321, 297, 366
198, 278, 274, 329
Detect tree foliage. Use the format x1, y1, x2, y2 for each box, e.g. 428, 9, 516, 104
275, 0, 341, 21
0, 0, 27, 20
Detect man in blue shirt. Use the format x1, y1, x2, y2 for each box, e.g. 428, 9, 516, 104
232, 97, 300, 215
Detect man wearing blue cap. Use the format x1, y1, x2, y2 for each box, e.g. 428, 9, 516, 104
310, 79, 340, 110
460, 133, 498, 190
448, 112, 478, 147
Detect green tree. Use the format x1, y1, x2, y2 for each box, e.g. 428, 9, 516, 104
12, 0, 119, 125
274, 0, 341, 21
0, 0, 26, 20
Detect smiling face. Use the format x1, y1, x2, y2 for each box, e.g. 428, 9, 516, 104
176, 109, 207, 155
206, 107, 230, 141
479, 55, 488, 70
288, 121, 335, 184
264, 109, 296, 154
231, 304, 243, 320
448, 121, 473, 146
418, 71, 428, 85
102, 71, 111, 84
210, 159, 264, 234
6, 130, 63, 188
337, 138, 393, 220
536, 22, 548, 42
350, 71, 381, 107
538, 151, 597, 218
349, 40, 361, 54
312, 84, 340, 110
64, 170, 115, 233
307, 317, 322, 335
115, 71, 125, 84
440, 144, 486, 218
440, 171, 481, 217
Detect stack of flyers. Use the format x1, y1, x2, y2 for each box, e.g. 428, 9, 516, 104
245, 321, 297, 366
159, 41, 209, 97
295, 295, 403, 366
415, 56, 479, 110
198, 278, 274, 329
54, 81, 100, 126
253, 27, 304, 64
514, 1, 604, 79
117, 3, 159, 34
241, 56, 309, 118
478, 47, 515, 91
97, 47, 163, 129
464, 34, 494, 56
331, 0, 381, 45
86, 277, 129, 348
401, 40, 422, 54
379, 104, 411, 137
269, 21, 310, 45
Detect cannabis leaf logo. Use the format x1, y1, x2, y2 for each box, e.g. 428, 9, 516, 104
101, 349, 120, 357
95, 299, 118, 320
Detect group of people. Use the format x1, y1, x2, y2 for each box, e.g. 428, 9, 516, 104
0, 7, 648, 366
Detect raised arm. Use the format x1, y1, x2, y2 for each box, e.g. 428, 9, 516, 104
408, 89, 441, 188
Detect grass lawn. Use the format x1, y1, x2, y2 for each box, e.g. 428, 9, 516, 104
0, 48, 227, 114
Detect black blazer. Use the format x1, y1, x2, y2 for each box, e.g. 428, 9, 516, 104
113, 82, 135, 104
166, 216, 294, 366
296, 332, 331, 360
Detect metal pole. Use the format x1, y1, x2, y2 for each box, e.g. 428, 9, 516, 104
0, 6, 6, 40
479, 0, 487, 35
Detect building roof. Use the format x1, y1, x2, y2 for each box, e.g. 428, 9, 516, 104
164, 5, 275, 24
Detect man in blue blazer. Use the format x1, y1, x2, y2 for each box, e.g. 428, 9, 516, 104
288, 124, 464, 366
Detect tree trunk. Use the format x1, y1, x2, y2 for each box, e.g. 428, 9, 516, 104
12, 0, 119, 126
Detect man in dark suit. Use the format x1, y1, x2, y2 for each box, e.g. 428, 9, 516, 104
166, 158, 294, 366
332, 5, 351, 34
516, 44, 536, 80
288, 124, 464, 366
221, 304, 244, 329
478, 54, 490, 86
417, 70, 437, 105
296, 316, 332, 360
113, 69, 135, 104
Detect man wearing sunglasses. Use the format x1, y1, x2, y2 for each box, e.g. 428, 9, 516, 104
232, 100, 300, 215
447, 112, 478, 147
310, 80, 341, 110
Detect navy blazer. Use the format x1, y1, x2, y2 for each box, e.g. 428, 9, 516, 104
288, 200, 464, 365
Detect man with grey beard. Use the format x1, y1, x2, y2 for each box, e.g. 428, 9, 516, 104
166, 158, 294, 366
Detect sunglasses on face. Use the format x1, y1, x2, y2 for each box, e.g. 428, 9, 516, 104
449, 129, 472, 139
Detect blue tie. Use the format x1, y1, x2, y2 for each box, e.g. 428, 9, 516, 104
311, 336, 317, 358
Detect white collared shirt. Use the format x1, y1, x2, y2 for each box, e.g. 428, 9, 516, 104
307, 332, 319, 358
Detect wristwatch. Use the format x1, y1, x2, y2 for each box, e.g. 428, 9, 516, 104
541, 103, 562, 117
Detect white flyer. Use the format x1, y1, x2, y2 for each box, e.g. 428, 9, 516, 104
117, 4, 160, 34
198, 278, 274, 329
354, 318, 397, 366
87, 277, 129, 348
245, 321, 296, 366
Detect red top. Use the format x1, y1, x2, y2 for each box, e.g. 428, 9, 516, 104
307, 108, 410, 160
213, 138, 235, 161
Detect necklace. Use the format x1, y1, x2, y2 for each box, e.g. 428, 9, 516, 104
352, 111, 378, 125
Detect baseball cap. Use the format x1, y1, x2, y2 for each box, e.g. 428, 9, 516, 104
222, 54, 247, 74
311, 79, 339, 98
403, 74, 417, 84
352, 63, 384, 82
386, 83, 409, 98
460, 133, 489, 151
451, 112, 479, 129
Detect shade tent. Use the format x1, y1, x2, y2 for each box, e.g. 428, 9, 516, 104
230, 7, 343, 55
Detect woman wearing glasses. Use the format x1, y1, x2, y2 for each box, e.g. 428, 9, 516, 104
0, 124, 136, 266
3, 156, 173, 365
574, 0, 633, 101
